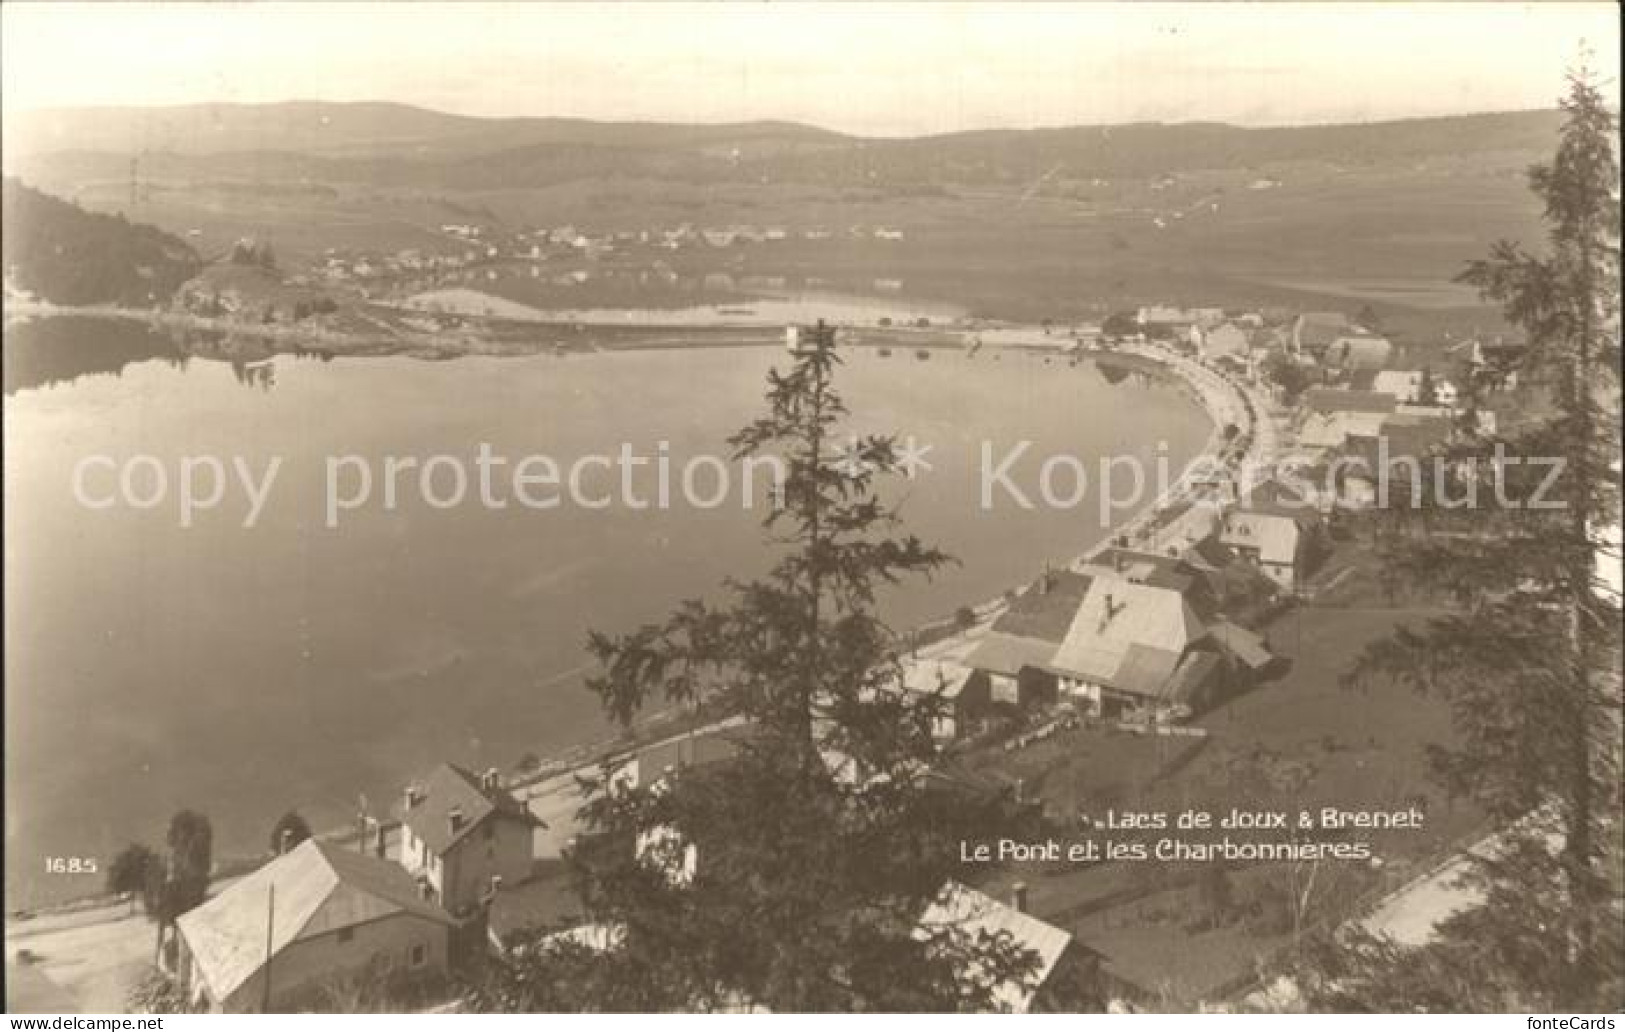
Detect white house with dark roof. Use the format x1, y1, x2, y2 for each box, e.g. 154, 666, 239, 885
399, 763, 539, 916
1219, 480, 1320, 591
175, 839, 452, 1012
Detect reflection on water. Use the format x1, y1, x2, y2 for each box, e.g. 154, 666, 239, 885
3, 318, 1210, 910
2, 317, 185, 394
2, 316, 339, 396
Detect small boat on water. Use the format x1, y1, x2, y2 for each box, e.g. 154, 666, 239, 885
877, 347, 892, 357
915, 349, 931, 361
787, 321, 837, 355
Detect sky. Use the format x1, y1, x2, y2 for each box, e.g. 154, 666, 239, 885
2, 2, 1618, 136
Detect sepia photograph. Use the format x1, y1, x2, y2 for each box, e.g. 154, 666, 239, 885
2, 1, 1621, 1019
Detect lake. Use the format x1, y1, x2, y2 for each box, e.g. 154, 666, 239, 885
2, 317, 1209, 909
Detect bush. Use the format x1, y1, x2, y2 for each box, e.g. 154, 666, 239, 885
126, 969, 199, 1014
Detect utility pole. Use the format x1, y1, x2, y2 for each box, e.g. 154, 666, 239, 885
261, 884, 275, 1013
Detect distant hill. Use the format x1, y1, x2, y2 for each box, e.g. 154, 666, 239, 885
4, 101, 1562, 190
2, 178, 200, 305
5, 100, 847, 161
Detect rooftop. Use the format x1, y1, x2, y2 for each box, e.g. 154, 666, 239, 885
177, 839, 451, 1004
918, 881, 1073, 1013
989, 570, 1094, 643
402, 762, 535, 857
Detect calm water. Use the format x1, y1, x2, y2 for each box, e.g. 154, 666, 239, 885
2, 318, 1208, 909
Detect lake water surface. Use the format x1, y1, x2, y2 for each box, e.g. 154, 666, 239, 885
3, 318, 1208, 908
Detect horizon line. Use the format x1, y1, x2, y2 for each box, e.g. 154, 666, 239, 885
5, 97, 1569, 143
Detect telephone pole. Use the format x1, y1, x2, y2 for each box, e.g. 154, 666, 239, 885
261, 884, 275, 1012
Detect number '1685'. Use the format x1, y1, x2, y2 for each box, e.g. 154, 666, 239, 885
44, 857, 98, 874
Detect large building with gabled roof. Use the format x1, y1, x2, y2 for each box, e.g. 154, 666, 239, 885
175, 838, 452, 1012
964, 562, 1263, 721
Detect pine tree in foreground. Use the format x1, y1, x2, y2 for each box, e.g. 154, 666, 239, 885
1301, 66, 1623, 1012
468, 323, 1051, 1012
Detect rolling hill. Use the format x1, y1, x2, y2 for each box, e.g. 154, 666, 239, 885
3, 101, 1562, 191
1, 177, 200, 306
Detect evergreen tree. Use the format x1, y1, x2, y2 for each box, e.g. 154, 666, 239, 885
1312, 65, 1623, 1011
467, 322, 1044, 1011
106, 842, 159, 916
269, 810, 313, 854
166, 809, 214, 913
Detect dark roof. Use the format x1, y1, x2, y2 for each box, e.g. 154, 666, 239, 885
1183, 535, 1238, 571
1296, 312, 1354, 351
1348, 369, 1379, 391
402, 763, 535, 857
1325, 336, 1393, 372
1209, 620, 1273, 670
1349, 413, 1455, 465
966, 632, 1062, 678
486, 864, 583, 945
1162, 650, 1223, 704
1304, 388, 1399, 416
636, 727, 744, 780
1092, 549, 1192, 593
1110, 643, 1186, 698
1240, 479, 1319, 526
990, 570, 1093, 643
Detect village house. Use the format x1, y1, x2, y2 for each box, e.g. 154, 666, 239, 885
173, 839, 453, 1013
1303, 388, 1400, 417
619, 725, 744, 788
895, 656, 979, 742
1297, 409, 1394, 451
1344, 411, 1458, 502
1200, 322, 1252, 362
1291, 311, 1358, 358
964, 559, 1260, 723
398, 764, 539, 916
1136, 305, 1197, 330
1452, 337, 1528, 391
1044, 565, 1224, 719
964, 570, 1094, 710
1323, 334, 1393, 374
918, 882, 1123, 1012
1369, 369, 1427, 403
1219, 480, 1320, 592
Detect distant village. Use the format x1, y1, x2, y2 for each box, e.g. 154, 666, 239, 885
302, 221, 908, 299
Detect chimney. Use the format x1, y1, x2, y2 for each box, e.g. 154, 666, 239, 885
404, 785, 423, 810
374, 820, 388, 859
279, 828, 293, 855
481, 768, 501, 792
447, 806, 465, 835
1011, 882, 1029, 914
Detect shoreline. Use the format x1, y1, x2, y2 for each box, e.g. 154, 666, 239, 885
4, 322, 1258, 922
2, 299, 974, 359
